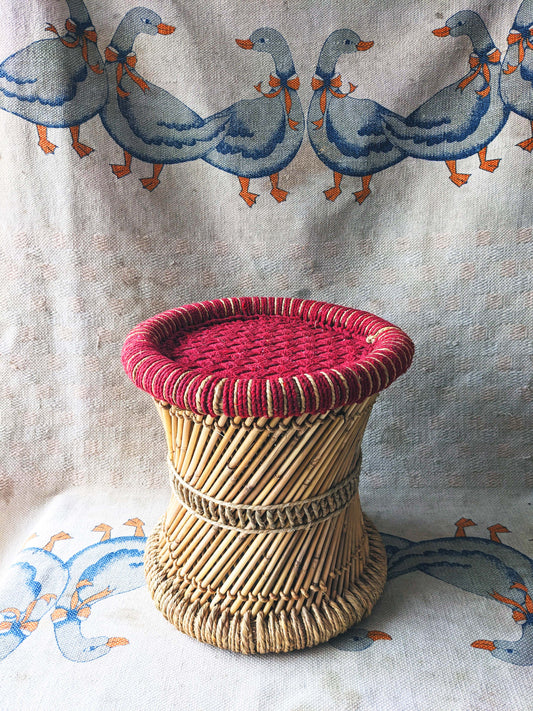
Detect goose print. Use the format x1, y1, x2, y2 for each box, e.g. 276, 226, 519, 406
0, 519, 145, 663
382, 11, 509, 187
1, 513, 531, 666
0, 0, 106, 156
202, 28, 304, 206
100, 7, 228, 191
2, 3, 533, 202
0, 533, 71, 660
308, 30, 406, 204
500, 0, 533, 150
331, 518, 533, 667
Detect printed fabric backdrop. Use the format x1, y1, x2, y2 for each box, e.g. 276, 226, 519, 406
0, 0, 531, 709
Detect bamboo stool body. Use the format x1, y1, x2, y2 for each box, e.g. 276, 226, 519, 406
122, 297, 414, 654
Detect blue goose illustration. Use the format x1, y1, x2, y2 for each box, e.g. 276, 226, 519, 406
0, 533, 70, 660
382, 521, 533, 667
386, 541, 533, 665
308, 30, 406, 204
202, 28, 304, 206
332, 520, 533, 666
0, 0, 106, 157
0, 520, 147, 664
100, 7, 228, 192
500, 0, 533, 151
382, 11, 509, 187
52, 526, 146, 662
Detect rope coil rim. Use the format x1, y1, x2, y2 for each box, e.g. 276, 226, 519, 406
122, 297, 414, 418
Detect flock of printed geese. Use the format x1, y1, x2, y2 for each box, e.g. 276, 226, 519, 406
1, 1, 533, 205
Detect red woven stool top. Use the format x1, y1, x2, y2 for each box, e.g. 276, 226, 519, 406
122, 297, 414, 418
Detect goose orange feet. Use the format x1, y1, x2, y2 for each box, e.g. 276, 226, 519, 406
36, 125, 56, 155
140, 164, 163, 192
111, 150, 132, 179
238, 177, 259, 207
106, 637, 129, 648
124, 518, 145, 537
70, 126, 94, 158
488, 523, 511, 543
518, 137, 533, 152
92, 523, 112, 542
354, 175, 372, 204
324, 171, 343, 201
455, 518, 477, 537
517, 121, 533, 152
43, 531, 72, 552
446, 160, 470, 186
269, 173, 288, 203
478, 147, 500, 173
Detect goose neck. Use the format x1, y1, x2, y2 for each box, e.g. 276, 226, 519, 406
110, 22, 137, 55
468, 24, 494, 55
272, 53, 296, 79
516, 0, 533, 29
315, 45, 341, 78
66, 0, 91, 26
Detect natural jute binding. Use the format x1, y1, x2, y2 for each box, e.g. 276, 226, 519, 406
123, 297, 414, 653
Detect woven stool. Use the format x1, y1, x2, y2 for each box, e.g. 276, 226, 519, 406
122, 297, 414, 654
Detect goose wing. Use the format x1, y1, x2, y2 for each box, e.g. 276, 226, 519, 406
326, 98, 404, 158
518, 50, 533, 88
75, 547, 145, 602
0, 38, 88, 106
382, 81, 488, 150
388, 537, 533, 609
117, 80, 228, 148
208, 94, 287, 160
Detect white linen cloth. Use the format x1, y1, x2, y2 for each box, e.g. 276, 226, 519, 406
0, 488, 532, 711
0, 0, 531, 708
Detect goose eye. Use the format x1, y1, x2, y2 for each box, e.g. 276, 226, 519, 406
345, 39, 351, 45
506, 649, 513, 654
143, 18, 150, 24
259, 38, 265, 43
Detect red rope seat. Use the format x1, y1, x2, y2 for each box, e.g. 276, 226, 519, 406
122, 297, 414, 418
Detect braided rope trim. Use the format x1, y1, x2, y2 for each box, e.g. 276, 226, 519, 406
144, 514, 387, 654
168, 456, 362, 533
122, 297, 415, 418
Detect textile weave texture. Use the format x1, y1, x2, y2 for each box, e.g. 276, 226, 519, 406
0, 0, 531, 709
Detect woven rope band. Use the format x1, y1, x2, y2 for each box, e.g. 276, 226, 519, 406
168, 457, 362, 534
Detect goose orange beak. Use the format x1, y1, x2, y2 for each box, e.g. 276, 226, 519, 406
471, 639, 496, 651
157, 24, 175, 35
106, 637, 129, 647
433, 26, 450, 37
236, 38, 254, 50
357, 40, 374, 51
366, 630, 392, 641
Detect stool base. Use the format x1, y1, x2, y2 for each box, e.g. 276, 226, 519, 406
144, 513, 387, 654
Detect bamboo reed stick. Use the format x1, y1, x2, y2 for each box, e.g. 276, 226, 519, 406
149, 396, 382, 638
